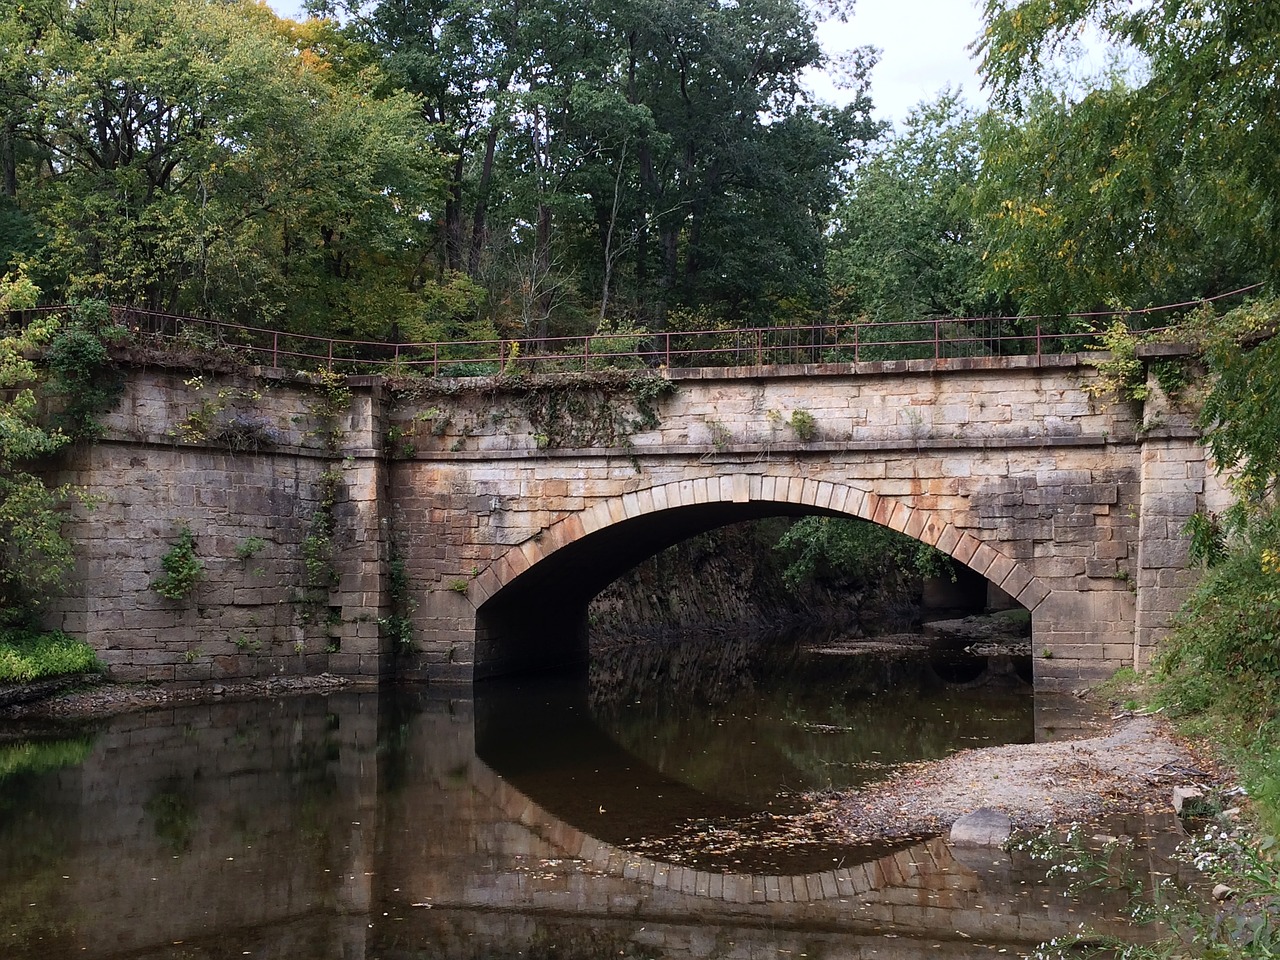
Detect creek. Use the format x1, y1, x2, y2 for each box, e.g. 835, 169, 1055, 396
0, 632, 1177, 959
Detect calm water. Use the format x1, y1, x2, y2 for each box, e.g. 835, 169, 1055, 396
0, 644, 1168, 960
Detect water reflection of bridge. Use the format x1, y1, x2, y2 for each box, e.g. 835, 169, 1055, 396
381, 690, 1181, 955
1, 690, 1186, 960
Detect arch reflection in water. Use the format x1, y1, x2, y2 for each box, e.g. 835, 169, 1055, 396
0, 687, 1180, 960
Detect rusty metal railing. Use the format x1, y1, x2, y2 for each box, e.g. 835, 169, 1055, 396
5, 283, 1262, 377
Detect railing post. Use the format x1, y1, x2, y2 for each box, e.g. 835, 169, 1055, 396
855, 322, 860, 363
1037, 321, 1042, 359
664, 331, 671, 368
498, 339, 505, 375
433, 343, 439, 377
583, 334, 590, 373
935, 318, 940, 360
756, 329, 763, 366
327, 338, 333, 371
272, 331, 279, 369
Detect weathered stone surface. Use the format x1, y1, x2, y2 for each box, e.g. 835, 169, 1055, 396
37, 355, 1223, 687
1172, 785, 1204, 815
949, 808, 1013, 847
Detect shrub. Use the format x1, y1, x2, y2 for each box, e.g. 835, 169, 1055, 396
0, 627, 102, 682
152, 527, 203, 601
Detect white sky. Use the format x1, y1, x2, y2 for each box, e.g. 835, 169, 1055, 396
266, 0, 992, 126
813, 0, 990, 123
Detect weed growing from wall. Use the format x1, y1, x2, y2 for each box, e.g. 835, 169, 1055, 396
175, 377, 279, 452
152, 527, 202, 601
307, 370, 352, 452
296, 469, 343, 631
385, 369, 671, 458
505, 370, 673, 450
1083, 320, 1149, 403
789, 409, 817, 441
378, 546, 416, 650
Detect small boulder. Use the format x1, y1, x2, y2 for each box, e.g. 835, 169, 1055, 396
950, 808, 1013, 847
1212, 883, 1234, 902
1172, 785, 1204, 815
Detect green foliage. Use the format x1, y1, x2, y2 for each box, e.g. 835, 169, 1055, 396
4, 0, 447, 334
0, 272, 85, 620
317, 0, 878, 334
1083, 319, 1148, 403
0, 737, 94, 782
788, 410, 817, 442
152, 527, 202, 601
1155, 506, 1280, 832
973, 1, 1280, 314
1017, 820, 1280, 960
301, 469, 342, 594
507, 370, 673, 451
379, 548, 415, 650
234, 537, 267, 562
1184, 511, 1227, 568
0, 627, 101, 682
308, 371, 352, 452
584, 318, 652, 371
176, 377, 276, 451
829, 92, 994, 324
44, 306, 124, 440
774, 516, 953, 592
1194, 296, 1280, 501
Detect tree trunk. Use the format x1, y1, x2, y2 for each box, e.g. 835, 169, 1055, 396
1, 120, 16, 198
443, 153, 466, 271
467, 124, 500, 277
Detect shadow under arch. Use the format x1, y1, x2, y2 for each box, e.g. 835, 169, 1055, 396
471, 474, 1049, 680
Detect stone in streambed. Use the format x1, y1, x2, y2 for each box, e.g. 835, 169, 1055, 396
949, 808, 1013, 847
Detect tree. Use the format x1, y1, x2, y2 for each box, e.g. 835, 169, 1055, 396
973, 1, 1280, 314
5, 0, 448, 337
828, 92, 992, 324
335, 0, 879, 337
0, 271, 75, 623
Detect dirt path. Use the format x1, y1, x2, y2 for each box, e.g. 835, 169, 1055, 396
829, 713, 1226, 841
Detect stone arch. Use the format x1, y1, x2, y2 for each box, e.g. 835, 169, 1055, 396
470, 473, 1050, 614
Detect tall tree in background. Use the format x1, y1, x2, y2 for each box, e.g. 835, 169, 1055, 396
974, 0, 1280, 315
330, 0, 878, 337
2, 0, 448, 337
827, 92, 991, 323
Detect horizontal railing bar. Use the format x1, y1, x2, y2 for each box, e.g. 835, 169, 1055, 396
5, 284, 1255, 377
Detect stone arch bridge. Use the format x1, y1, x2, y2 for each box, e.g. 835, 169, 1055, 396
48, 350, 1221, 691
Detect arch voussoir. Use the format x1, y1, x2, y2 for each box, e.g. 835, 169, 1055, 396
480, 476, 1048, 620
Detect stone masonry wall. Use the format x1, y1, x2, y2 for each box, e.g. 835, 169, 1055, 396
380, 355, 1213, 690
40, 353, 1217, 688
43, 368, 389, 682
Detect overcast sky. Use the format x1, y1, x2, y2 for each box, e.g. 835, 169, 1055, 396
813, 0, 989, 123
266, 0, 992, 126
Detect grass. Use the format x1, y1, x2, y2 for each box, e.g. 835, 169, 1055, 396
0, 627, 102, 683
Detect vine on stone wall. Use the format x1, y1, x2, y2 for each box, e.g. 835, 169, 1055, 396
378, 545, 416, 651
387, 370, 672, 454
296, 468, 343, 629
307, 370, 352, 452
175, 376, 280, 451
44, 302, 125, 441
